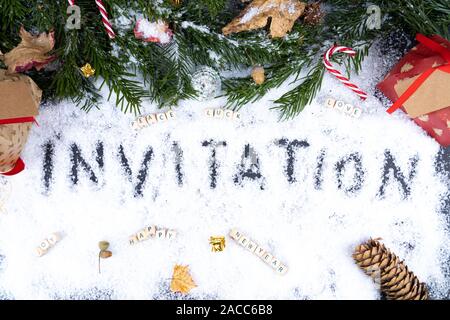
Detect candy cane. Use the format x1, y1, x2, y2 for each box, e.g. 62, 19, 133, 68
323, 45, 367, 100
67, 0, 115, 39
95, 0, 116, 39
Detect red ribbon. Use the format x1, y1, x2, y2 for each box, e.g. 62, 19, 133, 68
0, 158, 25, 176
0, 117, 35, 176
0, 116, 36, 125
386, 34, 450, 114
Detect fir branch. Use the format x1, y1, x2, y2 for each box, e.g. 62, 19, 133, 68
0, 0, 28, 50
147, 36, 197, 106
386, 0, 450, 39
223, 57, 308, 109
178, 23, 278, 68
51, 29, 101, 110
196, 0, 228, 18
1, 0, 448, 117
272, 62, 325, 120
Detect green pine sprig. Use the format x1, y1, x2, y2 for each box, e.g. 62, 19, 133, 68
0, 0, 448, 118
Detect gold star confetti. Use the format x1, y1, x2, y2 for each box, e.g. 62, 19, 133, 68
209, 236, 226, 252
80, 63, 95, 78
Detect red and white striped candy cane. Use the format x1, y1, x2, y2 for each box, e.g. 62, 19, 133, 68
323, 45, 367, 100
67, 0, 115, 39
95, 0, 116, 39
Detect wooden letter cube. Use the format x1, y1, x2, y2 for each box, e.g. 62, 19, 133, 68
229, 229, 243, 241
129, 235, 138, 245
270, 257, 282, 270
166, 229, 177, 240
344, 104, 354, 114
137, 230, 149, 241
233, 112, 241, 120
238, 236, 249, 247
214, 109, 224, 119
156, 229, 166, 239
276, 264, 288, 275
131, 121, 141, 131
325, 98, 336, 108
146, 114, 158, 125
246, 241, 258, 253
35, 247, 45, 257
224, 110, 234, 120
157, 113, 167, 122
145, 225, 157, 238
137, 116, 148, 128
165, 110, 176, 120
254, 246, 266, 258
205, 108, 214, 117
39, 239, 51, 251
262, 252, 273, 264
47, 233, 61, 245
335, 100, 345, 111
352, 107, 362, 118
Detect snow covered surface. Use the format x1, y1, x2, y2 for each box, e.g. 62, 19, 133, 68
0, 43, 449, 300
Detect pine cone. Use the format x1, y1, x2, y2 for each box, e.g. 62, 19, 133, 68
353, 239, 429, 300
303, 2, 324, 25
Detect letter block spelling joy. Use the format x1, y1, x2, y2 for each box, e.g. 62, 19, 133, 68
35, 233, 62, 257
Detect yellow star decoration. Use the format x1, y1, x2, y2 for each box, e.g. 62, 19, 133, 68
209, 236, 226, 252
80, 63, 95, 78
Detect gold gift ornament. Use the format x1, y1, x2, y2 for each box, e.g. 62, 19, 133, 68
209, 236, 226, 252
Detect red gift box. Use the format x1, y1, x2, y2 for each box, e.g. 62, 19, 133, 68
377, 34, 450, 147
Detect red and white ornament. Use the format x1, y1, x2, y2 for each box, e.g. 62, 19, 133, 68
323, 45, 368, 100
134, 19, 173, 44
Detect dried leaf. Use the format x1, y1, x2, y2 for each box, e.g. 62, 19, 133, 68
223, 0, 306, 38
98, 246, 112, 274
303, 1, 324, 25
170, 265, 197, 294
0, 27, 55, 74
99, 250, 112, 259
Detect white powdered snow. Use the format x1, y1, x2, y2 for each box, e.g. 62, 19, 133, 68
181, 21, 210, 34
0, 44, 448, 300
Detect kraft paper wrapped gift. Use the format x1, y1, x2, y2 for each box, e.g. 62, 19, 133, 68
377, 34, 450, 147
0, 69, 40, 175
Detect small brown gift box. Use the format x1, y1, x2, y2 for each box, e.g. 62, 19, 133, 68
0, 69, 40, 174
